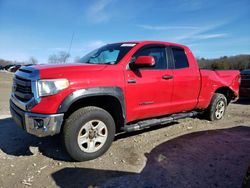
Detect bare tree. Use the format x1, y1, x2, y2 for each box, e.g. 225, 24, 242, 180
48, 51, 70, 64
74, 56, 81, 63
28, 57, 38, 64
48, 54, 58, 64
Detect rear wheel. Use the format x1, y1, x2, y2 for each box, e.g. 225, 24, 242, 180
63, 106, 115, 161
206, 93, 227, 121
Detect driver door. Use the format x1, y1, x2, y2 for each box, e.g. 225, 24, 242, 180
125, 45, 174, 122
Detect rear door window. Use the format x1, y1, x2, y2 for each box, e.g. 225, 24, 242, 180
172, 48, 189, 69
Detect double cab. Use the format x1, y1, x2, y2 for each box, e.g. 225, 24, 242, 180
10, 41, 240, 161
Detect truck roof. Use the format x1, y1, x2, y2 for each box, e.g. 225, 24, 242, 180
113, 40, 188, 49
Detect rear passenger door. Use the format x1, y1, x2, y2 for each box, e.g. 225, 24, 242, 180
170, 47, 200, 112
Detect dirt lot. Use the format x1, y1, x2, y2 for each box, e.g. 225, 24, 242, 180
0, 71, 250, 188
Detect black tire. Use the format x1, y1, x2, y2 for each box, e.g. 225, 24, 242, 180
63, 106, 115, 161
205, 93, 227, 121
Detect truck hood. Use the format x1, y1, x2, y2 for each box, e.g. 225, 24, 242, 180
32, 63, 107, 79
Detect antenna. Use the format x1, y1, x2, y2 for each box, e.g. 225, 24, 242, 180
67, 32, 75, 55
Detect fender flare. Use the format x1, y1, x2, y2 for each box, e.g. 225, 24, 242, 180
57, 87, 126, 118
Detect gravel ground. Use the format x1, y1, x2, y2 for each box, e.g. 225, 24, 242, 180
0, 71, 250, 188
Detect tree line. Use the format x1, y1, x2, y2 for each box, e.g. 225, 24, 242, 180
0, 57, 38, 67
1, 53, 250, 70
197, 55, 250, 70
0, 51, 71, 67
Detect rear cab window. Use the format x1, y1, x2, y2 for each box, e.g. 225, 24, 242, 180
171, 47, 189, 69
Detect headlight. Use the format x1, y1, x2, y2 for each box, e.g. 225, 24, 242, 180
37, 79, 69, 97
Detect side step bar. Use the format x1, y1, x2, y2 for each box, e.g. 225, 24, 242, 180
122, 111, 200, 132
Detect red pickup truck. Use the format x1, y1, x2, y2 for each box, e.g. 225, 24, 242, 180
10, 41, 240, 161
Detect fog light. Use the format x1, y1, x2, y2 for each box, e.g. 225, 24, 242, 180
34, 119, 44, 129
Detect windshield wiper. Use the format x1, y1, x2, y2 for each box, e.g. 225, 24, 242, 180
103, 61, 115, 65
83, 61, 115, 65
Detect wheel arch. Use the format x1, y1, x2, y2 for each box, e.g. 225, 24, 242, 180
58, 87, 126, 132
214, 86, 237, 105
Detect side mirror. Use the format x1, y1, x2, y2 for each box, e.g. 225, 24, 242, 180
134, 56, 155, 67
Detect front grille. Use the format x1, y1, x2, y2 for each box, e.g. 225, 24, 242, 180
14, 75, 33, 102
18, 68, 32, 73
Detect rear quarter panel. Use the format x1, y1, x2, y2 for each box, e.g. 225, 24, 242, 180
197, 70, 240, 109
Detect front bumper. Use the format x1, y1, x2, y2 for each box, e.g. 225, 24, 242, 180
10, 101, 64, 137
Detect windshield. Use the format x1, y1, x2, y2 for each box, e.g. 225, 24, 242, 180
79, 43, 135, 65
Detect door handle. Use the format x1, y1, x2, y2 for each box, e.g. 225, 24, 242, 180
162, 75, 173, 80
128, 79, 136, 84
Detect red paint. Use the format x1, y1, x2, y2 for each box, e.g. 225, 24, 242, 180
134, 56, 155, 66
31, 41, 240, 123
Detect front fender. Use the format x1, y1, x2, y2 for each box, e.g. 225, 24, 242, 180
57, 87, 125, 116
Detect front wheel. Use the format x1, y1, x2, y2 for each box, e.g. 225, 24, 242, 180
63, 106, 115, 161
206, 93, 227, 121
